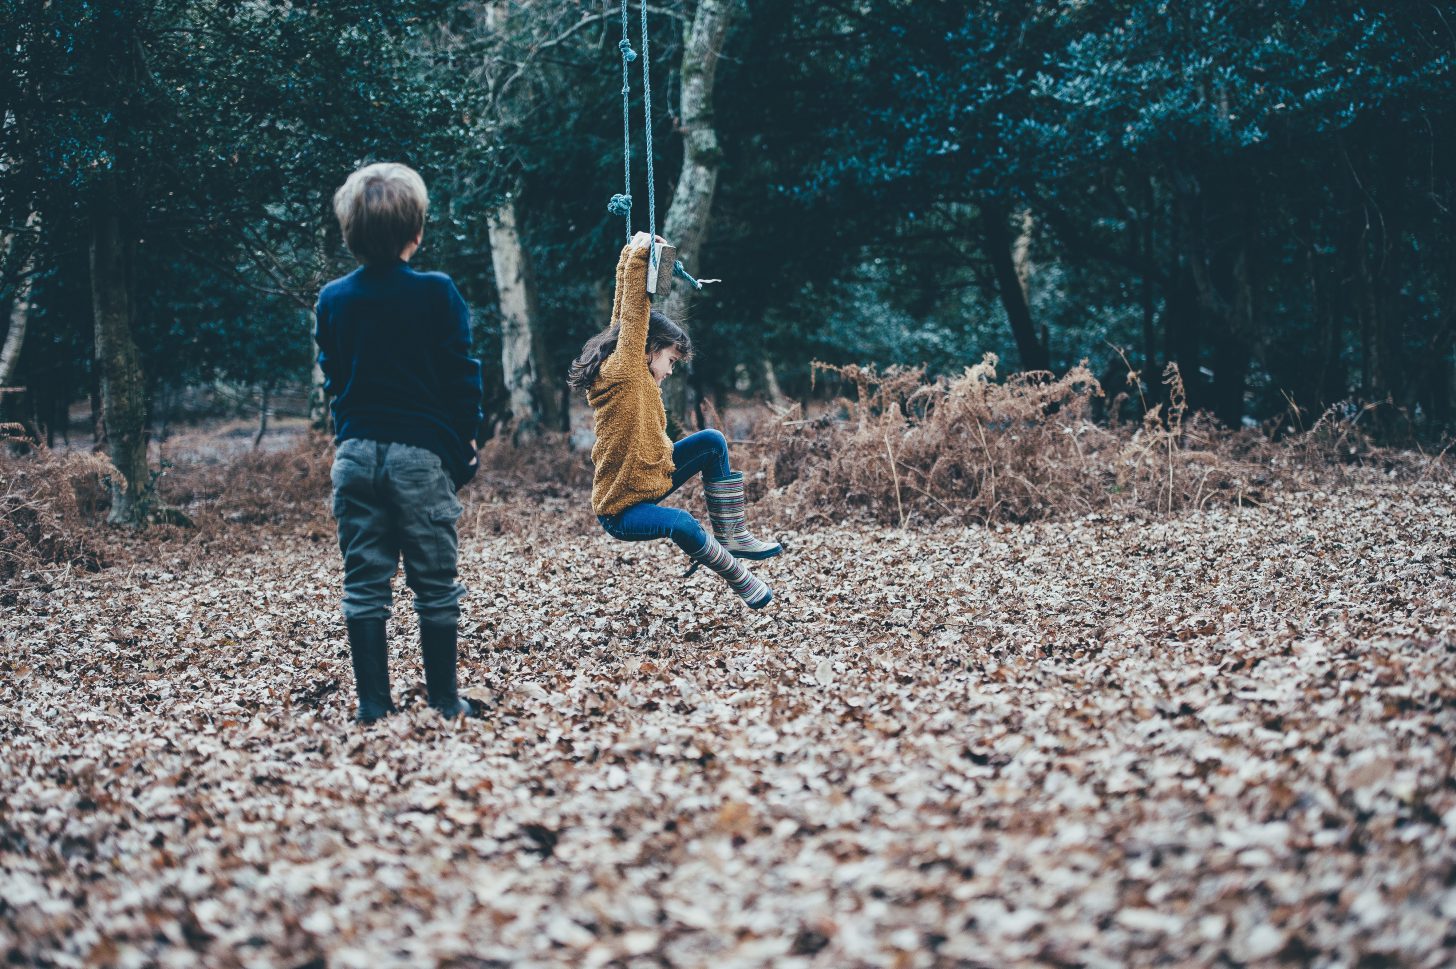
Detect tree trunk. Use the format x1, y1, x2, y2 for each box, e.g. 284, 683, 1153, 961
1432, 220, 1456, 430
254, 385, 271, 449
980, 198, 1049, 373
0, 215, 40, 388
488, 194, 561, 440
1161, 265, 1203, 409
90, 383, 103, 449
308, 349, 329, 432
1305, 238, 1345, 416
1210, 322, 1250, 428
1423, 314, 1455, 432
90, 203, 149, 525
0, 265, 32, 388
659, 0, 740, 427
760, 356, 788, 409
1140, 177, 1159, 379
1372, 215, 1405, 420
1202, 242, 1254, 428
1175, 176, 1257, 426
1011, 208, 1034, 300
305, 223, 332, 433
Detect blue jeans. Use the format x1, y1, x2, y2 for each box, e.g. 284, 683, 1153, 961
598, 429, 731, 553
331, 439, 466, 625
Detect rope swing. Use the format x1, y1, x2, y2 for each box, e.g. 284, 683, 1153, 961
608, 0, 717, 293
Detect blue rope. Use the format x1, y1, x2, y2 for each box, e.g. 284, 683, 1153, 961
673, 261, 720, 290
673, 260, 701, 290
639, 0, 656, 243
613, 0, 634, 239
608, 3, 716, 292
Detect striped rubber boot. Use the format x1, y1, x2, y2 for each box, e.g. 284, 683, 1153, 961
704, 472, 782, 560
687, 533, 773, 609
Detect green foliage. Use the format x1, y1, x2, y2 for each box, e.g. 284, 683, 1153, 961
771, 0, 1455, 428
3, 0, 1454, 438
5, 0, 492, 405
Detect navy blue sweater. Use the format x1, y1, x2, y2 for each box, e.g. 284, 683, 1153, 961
315, 260, 484, 488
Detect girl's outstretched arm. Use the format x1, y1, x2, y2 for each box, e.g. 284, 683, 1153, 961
608, 243, 630, 327
603, 238, 652, 377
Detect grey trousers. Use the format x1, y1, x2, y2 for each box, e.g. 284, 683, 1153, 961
330, 439, 466, 625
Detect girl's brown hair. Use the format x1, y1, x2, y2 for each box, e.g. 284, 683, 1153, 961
567, 310, 693, 394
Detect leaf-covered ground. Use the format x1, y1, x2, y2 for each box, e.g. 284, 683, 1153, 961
4, 484, 1456, 967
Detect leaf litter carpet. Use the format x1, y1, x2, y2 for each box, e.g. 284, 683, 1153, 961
3, 484, 1456, 968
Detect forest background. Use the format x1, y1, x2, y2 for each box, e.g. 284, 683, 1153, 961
6, 5, 1456, 965
3, 0, 1454, 528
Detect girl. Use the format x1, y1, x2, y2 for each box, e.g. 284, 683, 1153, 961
569, 233, 781, 609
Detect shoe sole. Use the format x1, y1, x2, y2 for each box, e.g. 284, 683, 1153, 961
729, 546, 783, 562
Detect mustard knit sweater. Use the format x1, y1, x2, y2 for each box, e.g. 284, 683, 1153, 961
589, 244, 675, 517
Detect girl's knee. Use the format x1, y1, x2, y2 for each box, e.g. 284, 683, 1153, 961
704, 428, 732, 479
669, 513, 708, 553
704, 428, 728, 452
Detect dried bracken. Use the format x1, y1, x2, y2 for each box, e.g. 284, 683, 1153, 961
731, 358, 1449, 529
158, 431, 337, 531
0, 431, 118, 600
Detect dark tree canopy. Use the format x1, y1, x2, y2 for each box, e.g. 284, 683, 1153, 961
2, 0, 1453, 443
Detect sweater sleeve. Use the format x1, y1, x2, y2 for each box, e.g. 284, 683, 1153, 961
602, 243, 652, 379
313, 294, 341, 397
608, 243, 630, 327
438, 278, 484, 443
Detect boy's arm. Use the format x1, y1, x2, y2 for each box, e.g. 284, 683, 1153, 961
438, 279, 485, 447
313, 296, 341, 396
603, 241, 652, 376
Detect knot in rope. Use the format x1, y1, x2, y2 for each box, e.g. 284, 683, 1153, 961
618, 38, 637, 61
607, 193, 633, 217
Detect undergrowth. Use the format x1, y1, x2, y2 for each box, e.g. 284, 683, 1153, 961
3, 361, 1449, 587
0, 426, 119, 601
160, 434, 335, 529
731, 356, 1449, 527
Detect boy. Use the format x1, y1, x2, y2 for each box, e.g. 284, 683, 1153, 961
315, 162, 484, 722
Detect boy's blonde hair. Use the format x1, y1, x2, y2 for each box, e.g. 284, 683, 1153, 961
333, 162, 429, 265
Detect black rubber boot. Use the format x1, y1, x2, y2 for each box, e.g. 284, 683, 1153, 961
420, 621, 485, 719
347, 618, 396, 724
